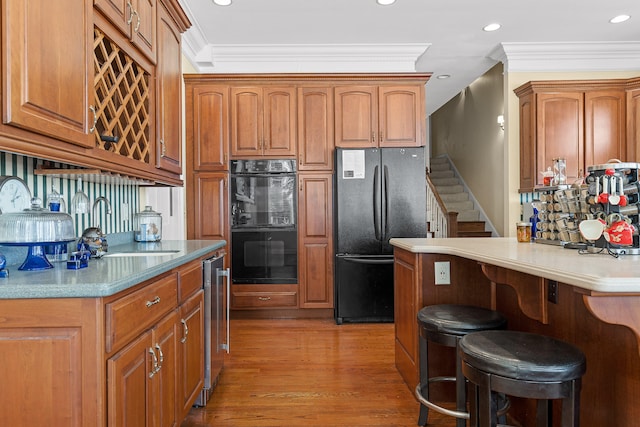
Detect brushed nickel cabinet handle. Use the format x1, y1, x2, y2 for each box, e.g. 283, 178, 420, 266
126, 1, 134, 25
133, 10, 141, 33
89, 105, 97, 134
155, 344, 164, 371
180, 319, 189, 343
148, 347, 158, 378
146, 296, 160, 307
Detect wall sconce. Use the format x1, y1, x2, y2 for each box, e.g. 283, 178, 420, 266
497, 115, 505, 130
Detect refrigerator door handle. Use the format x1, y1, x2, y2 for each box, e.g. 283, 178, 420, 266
383, 165, 389, 241
373, 165, 381, 241
342, 257, 394, 265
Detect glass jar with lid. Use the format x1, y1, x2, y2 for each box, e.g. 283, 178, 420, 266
134, 206, 162, 242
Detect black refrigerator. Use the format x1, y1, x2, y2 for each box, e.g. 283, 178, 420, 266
334, 147, 426, 324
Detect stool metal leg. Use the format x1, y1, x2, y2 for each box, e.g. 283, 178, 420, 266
417, 333, 429, 426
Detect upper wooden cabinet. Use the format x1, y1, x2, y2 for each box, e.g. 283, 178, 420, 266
155, 0, 182, 174
515, 80, 628, 191
185, 84, 229, 171
2, 0, 94, 148
94, 0, 157, 63
297, 87, 335, 171
628, 78, 640, 161
335, 85, 425, 148
230, 87, 297, 157
0, 0, 190, 186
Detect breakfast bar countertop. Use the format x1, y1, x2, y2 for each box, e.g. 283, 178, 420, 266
390, 237, 640, 294
0, 239, 226, 299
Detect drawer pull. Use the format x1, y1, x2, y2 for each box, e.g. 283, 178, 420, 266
258, 296, 271, 301
180, 319, 189, 343
146, 296, 161, 308
148, 347, 159, 378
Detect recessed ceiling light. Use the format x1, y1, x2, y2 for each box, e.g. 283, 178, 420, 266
213, 0, 232, 6
376, 0, 396, 5
610, 14, 630, 24
436, 74, 451, 79
483, 23, 501, 32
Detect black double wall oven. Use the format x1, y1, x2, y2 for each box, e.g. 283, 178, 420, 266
230, 160, 297, 284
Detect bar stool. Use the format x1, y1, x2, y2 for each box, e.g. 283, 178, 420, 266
459, 330, 587, 427
416, 304, 508, 427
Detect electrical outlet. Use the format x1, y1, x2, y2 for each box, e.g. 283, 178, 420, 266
121, 203, 130, 221
547, 280, 558, 304
434, 261, 451, 285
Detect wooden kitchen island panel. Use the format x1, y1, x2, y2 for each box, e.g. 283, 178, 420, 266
391, 237, 640, 427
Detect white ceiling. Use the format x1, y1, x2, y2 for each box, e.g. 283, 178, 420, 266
177, 0, 640, 115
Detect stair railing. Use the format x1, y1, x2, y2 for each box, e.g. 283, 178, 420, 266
426, 173, 459, 238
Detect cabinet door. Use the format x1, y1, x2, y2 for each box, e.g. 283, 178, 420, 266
230, 87, 262, 156
585, 90, 626, 168
155, 1, 182, 174
263, 87, 297, 156
94, 0, 131, 37
379, 86, 423, 147
153, 310, 179, 427
298, 173, 334, 308
297, 87, 334, 171
334, 86, 377, 147
536, 92, 584, 186
2, 0, 93, 147
518, 92, 536, 190
191, 86, 229, 171
132, 0, 157, 63
107, 330, 154, 426
628, 86, 640, 161
193, 173, 228, 241
178, 290, 205, 419
393, 248, 422, 389
94, 0, 156, 62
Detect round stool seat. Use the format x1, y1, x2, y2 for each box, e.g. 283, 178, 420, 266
459, 330, 586, 382
418, 304, 508, 336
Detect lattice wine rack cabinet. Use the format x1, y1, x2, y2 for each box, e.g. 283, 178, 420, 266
93, 28, 150, 164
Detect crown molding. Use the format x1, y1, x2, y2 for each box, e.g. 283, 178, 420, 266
181, 38, 430, 73
489, 42, 640, 72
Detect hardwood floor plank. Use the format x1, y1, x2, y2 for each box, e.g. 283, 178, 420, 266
181, 318, 457, 427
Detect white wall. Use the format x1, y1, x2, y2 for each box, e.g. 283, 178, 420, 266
431, 64, 506, 235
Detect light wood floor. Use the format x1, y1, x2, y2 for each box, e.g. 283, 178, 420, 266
181, 318, 456, 427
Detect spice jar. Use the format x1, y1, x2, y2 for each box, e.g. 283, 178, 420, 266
516, 222, 532, 243
134, 206, 162, 242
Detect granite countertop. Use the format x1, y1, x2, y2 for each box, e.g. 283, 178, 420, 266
0, 239, 226, 299
390, 237, 640, 294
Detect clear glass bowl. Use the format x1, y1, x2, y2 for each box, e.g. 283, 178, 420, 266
0, 198, 75, 243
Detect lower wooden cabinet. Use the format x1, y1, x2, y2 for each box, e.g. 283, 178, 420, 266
231, 284, 298, 309
178, 290, 205, 419
0, 255, 214, 427
107, 310, 179, 427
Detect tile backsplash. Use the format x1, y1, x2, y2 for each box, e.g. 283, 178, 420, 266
0, 152, 140, 236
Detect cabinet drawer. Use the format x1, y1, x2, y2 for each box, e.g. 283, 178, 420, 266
106, 273, 178, 353
178, 260, 203, 303
232, 291, 298, 309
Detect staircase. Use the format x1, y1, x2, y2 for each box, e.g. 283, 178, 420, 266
428, 157, 492, 237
